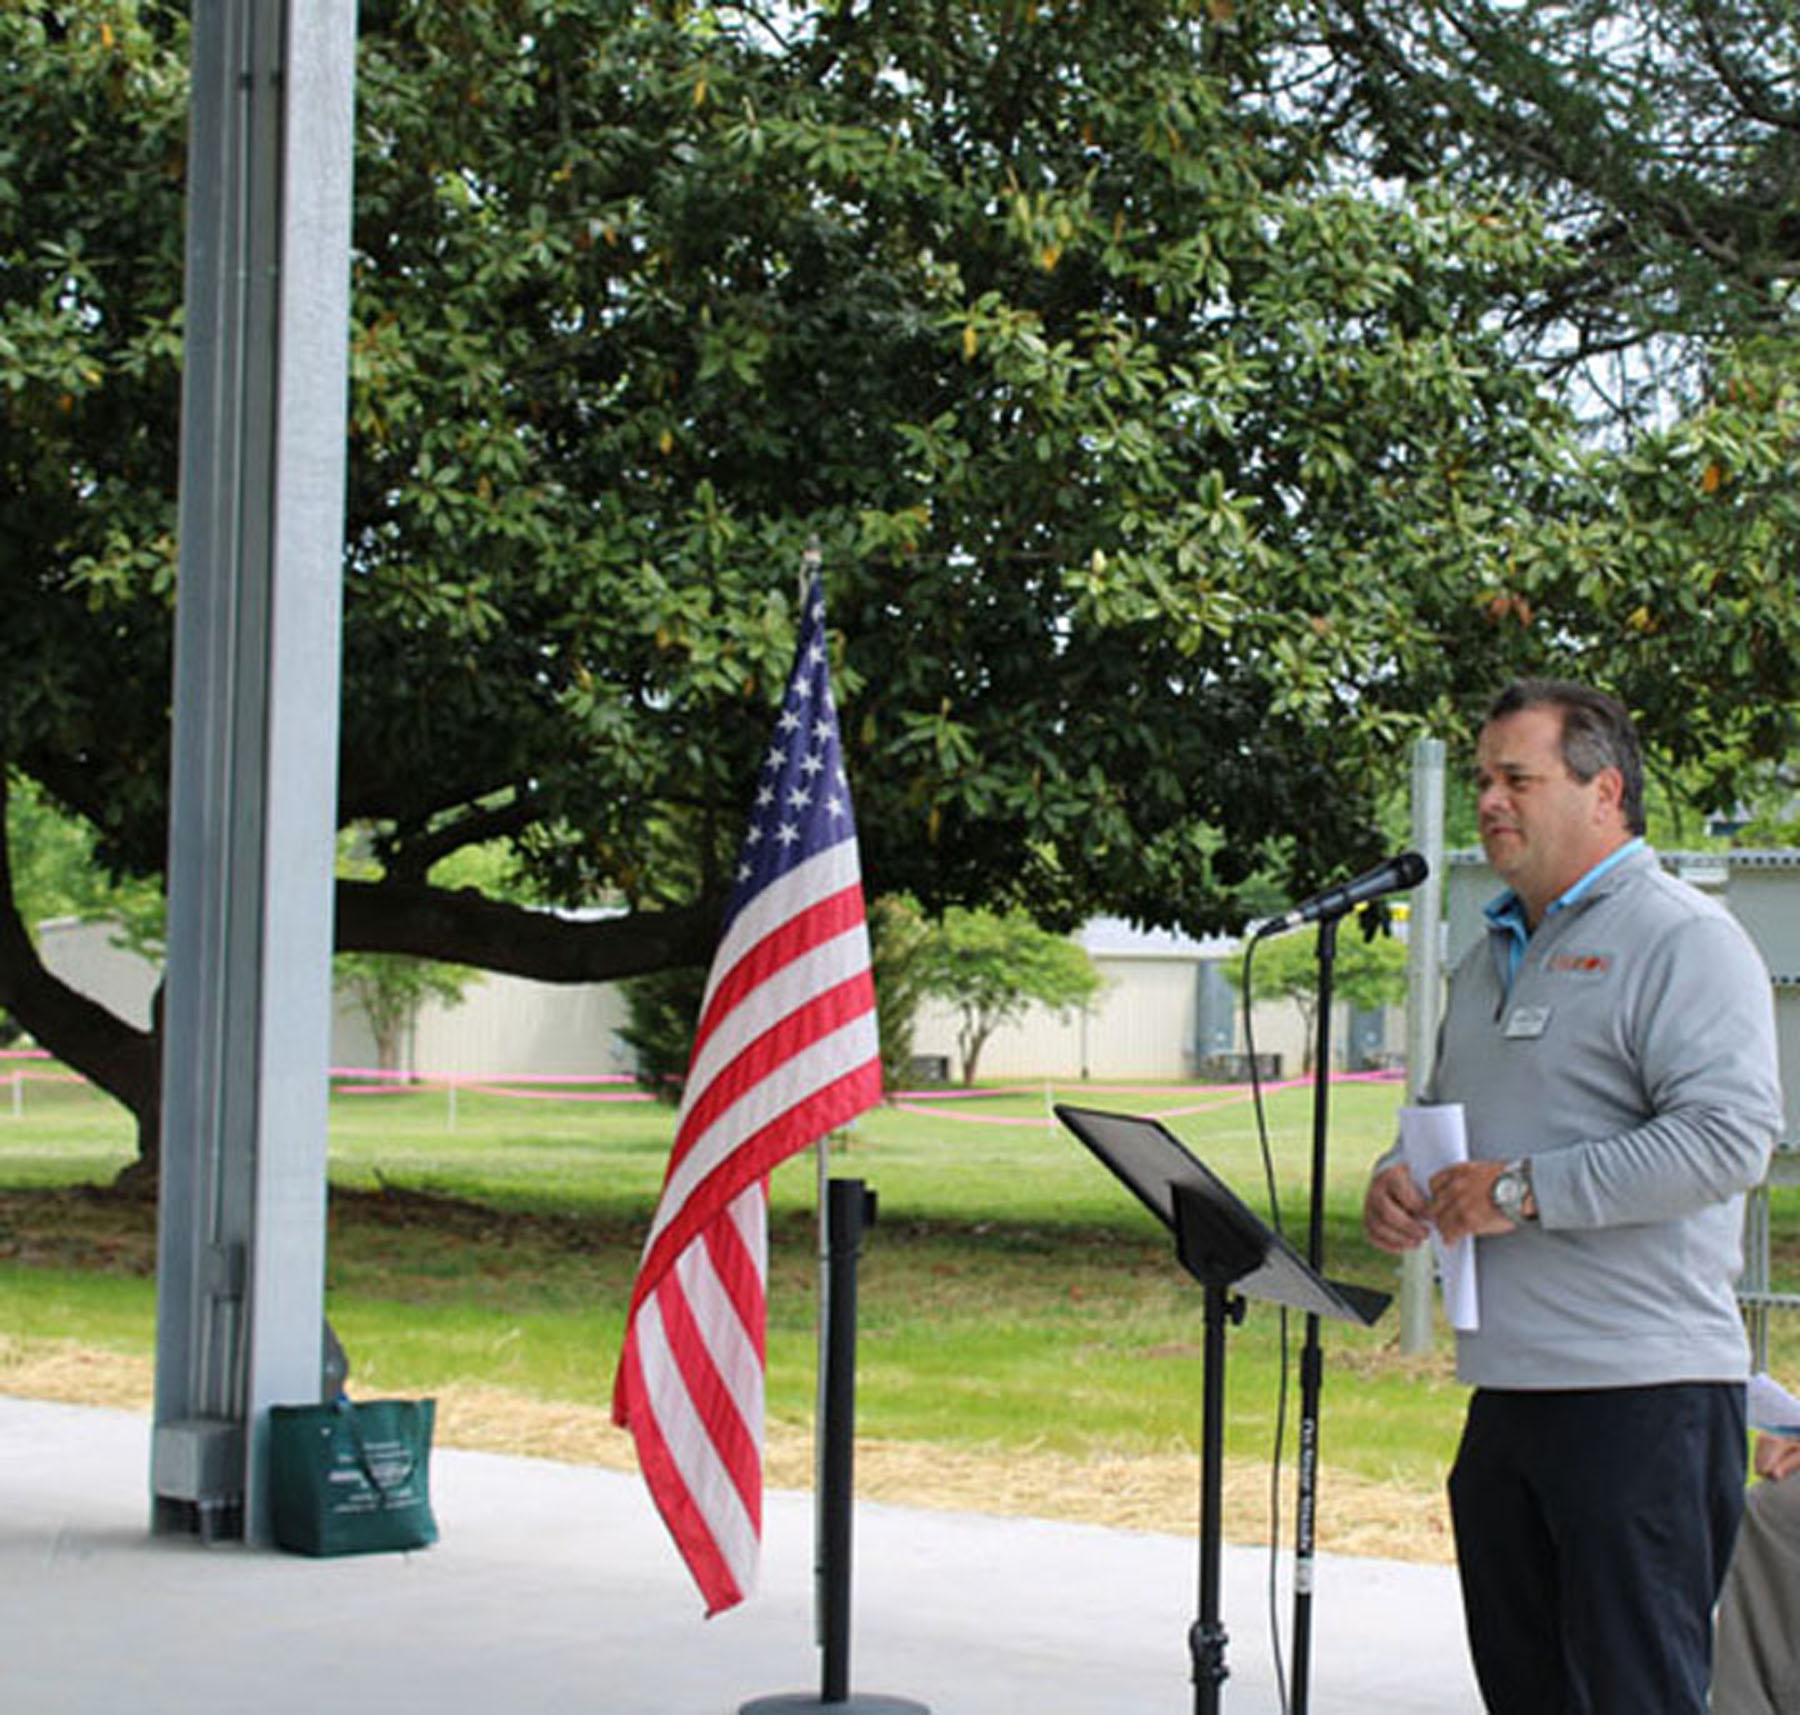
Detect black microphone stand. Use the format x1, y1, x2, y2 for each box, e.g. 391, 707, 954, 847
1289, 911, 1338, 1715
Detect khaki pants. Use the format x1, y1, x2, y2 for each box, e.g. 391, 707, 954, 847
1713, 1474, 1800, 1714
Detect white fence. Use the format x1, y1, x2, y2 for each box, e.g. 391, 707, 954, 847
33, 914, 1390, 1088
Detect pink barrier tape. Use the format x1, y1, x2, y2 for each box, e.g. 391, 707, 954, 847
329, 1066, 636, 1086
10, 1060, 1398, 1114
890, 1070, 1400, 1101
889, 1069, 1405, 1127
2, 1065, 651, 1102
894, 1081, 1243, 1101
887, 1103, 1060, 1127
326, 1067, 652, 1104
455, 1082, 651, 1104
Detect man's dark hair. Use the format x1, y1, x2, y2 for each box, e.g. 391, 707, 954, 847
1486, 679, 1647, 836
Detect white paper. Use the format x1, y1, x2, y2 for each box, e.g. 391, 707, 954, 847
1748, 1371, 1800, 1436
1397, 1103, 1479, 1331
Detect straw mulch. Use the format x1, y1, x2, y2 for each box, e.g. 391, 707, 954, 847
0, 1339, 1452, 1564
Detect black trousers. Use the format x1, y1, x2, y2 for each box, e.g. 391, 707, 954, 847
1447, 1383, 1746, 1715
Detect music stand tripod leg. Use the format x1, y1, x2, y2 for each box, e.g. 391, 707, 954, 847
1192, 1279, 1247, 1714
1170, 1179, 1264, 1715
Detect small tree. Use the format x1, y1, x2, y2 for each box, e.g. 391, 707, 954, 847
329, 830, 491, 1073
1226, 920, 1410, 1072
333, 953, 476, 1074
916, 908, 1105, 1087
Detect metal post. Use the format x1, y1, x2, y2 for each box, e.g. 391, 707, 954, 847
1400, 739, 1447, 1354
152, 0, 357, 1544
818, 1179, 866, 1701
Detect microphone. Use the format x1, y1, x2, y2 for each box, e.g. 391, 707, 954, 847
1259, 851, 1430, 937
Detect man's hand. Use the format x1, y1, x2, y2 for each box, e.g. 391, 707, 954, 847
1428, 1160, 1520, 1243
1754, 1434, 1800, 1482
1364, 1162, 1431, 1254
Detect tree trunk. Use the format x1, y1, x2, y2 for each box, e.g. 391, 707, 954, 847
0, 772, 161, 1188
1294, 996, 1319, 1075
372, 1012, 404, 1073
959, 1019, 994, 1086
334, 880, 715, 980
0, 782, 718, 1187
112, 1095, 162, 1198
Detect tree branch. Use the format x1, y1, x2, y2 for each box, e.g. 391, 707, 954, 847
333, 876, 717, 981
1693, 0, 1800, 136
377, 794, 539, 883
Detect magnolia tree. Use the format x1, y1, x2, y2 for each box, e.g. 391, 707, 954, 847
5, 2, 1798, 1176
1302, 0, 1800, 808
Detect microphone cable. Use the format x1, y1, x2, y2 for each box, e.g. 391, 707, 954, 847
1238, 930, 1294, 1715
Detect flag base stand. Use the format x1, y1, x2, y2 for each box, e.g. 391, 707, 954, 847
741, 1179, 930, 1715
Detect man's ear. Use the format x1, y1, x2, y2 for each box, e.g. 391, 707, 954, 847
1592, 765, 1626, 825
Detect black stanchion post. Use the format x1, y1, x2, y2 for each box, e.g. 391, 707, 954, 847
741, 1179, 929, 1715
819, 1176, 866, 1702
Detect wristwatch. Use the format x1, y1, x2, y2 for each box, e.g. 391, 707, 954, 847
1491, 1159, 1537, 1227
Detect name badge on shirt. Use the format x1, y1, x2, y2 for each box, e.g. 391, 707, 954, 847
1504, 1004, 1553, 1040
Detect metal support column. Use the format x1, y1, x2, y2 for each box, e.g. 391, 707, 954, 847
1399, 738, 1447, 1354
152, 0, 357, 1545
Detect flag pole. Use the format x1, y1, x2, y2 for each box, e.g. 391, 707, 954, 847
814, 1132, 831, 1650
802, 539, 832, 1651
737, 551, 927, 1714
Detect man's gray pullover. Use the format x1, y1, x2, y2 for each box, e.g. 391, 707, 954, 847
1426, 845, 1783, 1389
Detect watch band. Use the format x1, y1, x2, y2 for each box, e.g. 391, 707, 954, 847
1492, 1158, 1537, 1226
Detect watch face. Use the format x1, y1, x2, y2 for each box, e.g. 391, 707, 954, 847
1493, 1171, 1524, 1218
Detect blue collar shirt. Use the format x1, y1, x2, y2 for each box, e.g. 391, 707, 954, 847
1484, 837, 1647, 997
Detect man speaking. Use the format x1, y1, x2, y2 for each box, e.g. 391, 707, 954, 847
1364, 679, 1783, 1714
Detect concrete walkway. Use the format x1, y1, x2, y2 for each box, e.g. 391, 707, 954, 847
0, 1396, 1482, 1714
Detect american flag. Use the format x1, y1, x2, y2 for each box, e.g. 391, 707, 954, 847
612, 576, 882, 1614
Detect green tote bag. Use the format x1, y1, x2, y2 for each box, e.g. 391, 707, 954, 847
269, 1396, 439, 1557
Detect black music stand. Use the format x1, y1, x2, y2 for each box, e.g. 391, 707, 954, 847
1054, 1106, 1389, 1715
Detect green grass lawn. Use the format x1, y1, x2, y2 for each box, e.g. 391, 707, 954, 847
0, 1069, 1456, 1484
6, 1066, 1797, 1506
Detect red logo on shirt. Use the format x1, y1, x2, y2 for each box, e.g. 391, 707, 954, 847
1549, 950, 1612, 975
